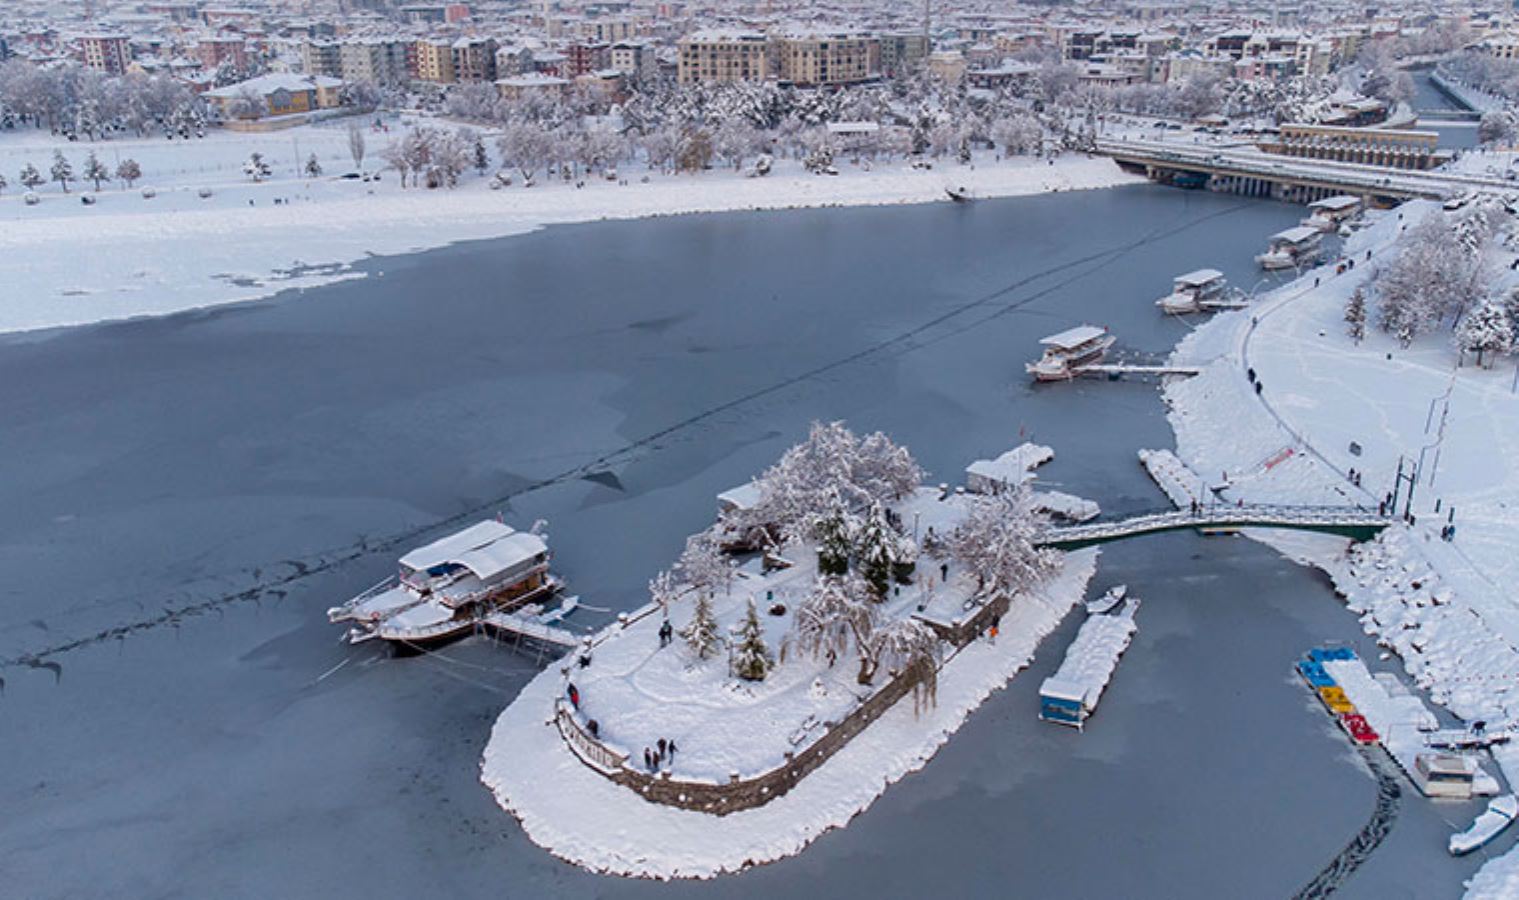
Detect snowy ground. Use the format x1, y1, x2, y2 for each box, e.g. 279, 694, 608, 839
0, 118, 1140, 335
1160, 199, 1519, 896
480, 548, 1098, 880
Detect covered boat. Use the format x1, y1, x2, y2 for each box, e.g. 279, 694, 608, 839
1026, 325, 1116, 381
328, 520, 560, 645
1301, 195, 1361, 232
1156, 269, 1228, 314
1256, 225, 1323, 270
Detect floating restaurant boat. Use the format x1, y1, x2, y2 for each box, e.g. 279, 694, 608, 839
328, 520, 561, 646
1450, 794, 1519, 855
1026, 325, 1117, 381
1301, 195, 1361, 232
1256, 225, 1324, 271
1155, 269, 1231, 314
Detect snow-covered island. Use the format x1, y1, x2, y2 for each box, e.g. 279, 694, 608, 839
1159, 188, 1519, 898
480, 422, 1099, 878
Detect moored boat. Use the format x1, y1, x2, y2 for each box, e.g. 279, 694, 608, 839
1256, 225, 1323, 271
1156, 269, 1228, 314
1450, 794, 1519, 855
328, 519, 562, 646
1301, 195, 1361, 232
1026, 325, 1116, 381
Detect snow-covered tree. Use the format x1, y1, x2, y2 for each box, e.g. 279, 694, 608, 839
427, 128, 473, 187
0, 172, 6, 195
865, 619, 940, 711
750, 422, 924, 543
992, 112, 1043, 156
243, 151, 271, 182
854, 500, 912, 597
19, 163, 42, 190
1456, 299, 1514, 367
82, 151, 108, 190
1479, 110, 1518, 146
115, 158, 140, 187
649, 569, 679, 618
379, 138, 409, 187
790, 574, 879, 682
680, 592, 722, 660
304, 153, 322, 178
676, 529, 734, 598
470, 128, 489, 174
1345, 287, 1367, 344
947, 486, 1060, 600
347, 121, 366, 171
1372, 212, 1487, 340
50, 150, 72, 192
401, 126, 436, 186
676, 128, 713, 172
731, 599, 773, 681
496, 121, 553, 182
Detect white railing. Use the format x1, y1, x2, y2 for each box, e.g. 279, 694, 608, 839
1040, 504, 1392, 545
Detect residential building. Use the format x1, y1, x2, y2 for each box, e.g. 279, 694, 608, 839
79, 34, 131, 74
879, 32, 929, 76
610, 40, 657, 82
773, 29, 879, 86
340, 38, 411, 86
564, 42, 611, 77
301, 40, 342, 78
416, 37, 455, 82
677, 29, 768, 84
205, 72, 344, 119
452, 36, 498, 82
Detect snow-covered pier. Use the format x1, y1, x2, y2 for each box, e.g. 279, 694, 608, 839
1138, 448, 1209, 509
1039, 589, 1140, 730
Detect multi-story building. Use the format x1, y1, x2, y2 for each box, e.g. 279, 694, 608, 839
79, 34, 131, 75
773, 29, 879, 86
564, 41, 610, 77
199, 36, 248, 72
610, 39, 657, 82
452, 37, 498, 82
586, 19, 643, 44
415, 37, 455, 82
677, 29, 768, 84
300, 40, 342, 78
879, 32, 929, 76
340, 38, 411, 86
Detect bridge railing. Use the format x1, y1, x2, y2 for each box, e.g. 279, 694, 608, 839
1038, 503, 1392, 543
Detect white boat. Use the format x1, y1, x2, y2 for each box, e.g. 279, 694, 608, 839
1300, 195, 1361, 233
328, 520, 561, 645
1086, 584, 1127, 615
1450, 794, 1519, 856
1156, 269, 1228, 314
1026, 325, 1116, 381
1256, 225, 1323, 270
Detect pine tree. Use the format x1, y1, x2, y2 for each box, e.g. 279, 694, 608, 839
305, 153, 323, 177
681, 593, 721, 660
0, 172, 6, 195
83, 151, 109, 191
115, 158, 141, 188
732, 599, 773, 681
1456, 299, 1514, 368
1345, 287, 1367, 344
50, 150, 72, 192
19, 163, 42, 191
473, 133, 489, 174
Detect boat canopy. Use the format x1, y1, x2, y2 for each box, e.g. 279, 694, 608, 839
1174, 268, 1225, 288
400, 520, 547, 581
1039, 676, 1089, 705
1270, 225, 1321, 245
1309, 195, 1360, 212
1039, 325, 1107, 350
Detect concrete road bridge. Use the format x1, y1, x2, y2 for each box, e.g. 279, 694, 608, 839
1098, 138, 1510, 205
1036, 503, 1393, 551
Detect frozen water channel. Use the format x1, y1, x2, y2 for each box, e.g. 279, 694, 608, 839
0, 185, 1486, 897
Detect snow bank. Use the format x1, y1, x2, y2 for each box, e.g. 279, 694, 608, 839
479, 548, 1098, 880
0, 123, 1139, 335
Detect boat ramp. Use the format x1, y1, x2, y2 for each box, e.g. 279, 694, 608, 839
1039, 586, 1140, 730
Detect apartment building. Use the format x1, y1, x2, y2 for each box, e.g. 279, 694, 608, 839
677, 29, 768, 83
774, 29, 879, 86
340, 38, 411, 86
301, 40, 342, 78
79, 33, 131, 74
610, 40, 657, 81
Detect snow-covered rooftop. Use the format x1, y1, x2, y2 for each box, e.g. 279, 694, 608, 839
1174, 268, 1225, 287
204, 72, 342, 98
1039, 324, 1108, 349
398, 520, 546, 580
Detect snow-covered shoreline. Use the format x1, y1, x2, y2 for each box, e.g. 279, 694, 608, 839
0, 134, 1138, 336
479, 548, 1098, 880
1159, 201, 1519, 897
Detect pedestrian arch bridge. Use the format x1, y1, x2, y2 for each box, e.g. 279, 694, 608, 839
1035, 504, 1393, 551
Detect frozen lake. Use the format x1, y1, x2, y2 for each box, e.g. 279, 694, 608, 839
0, 184, 1489, 897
